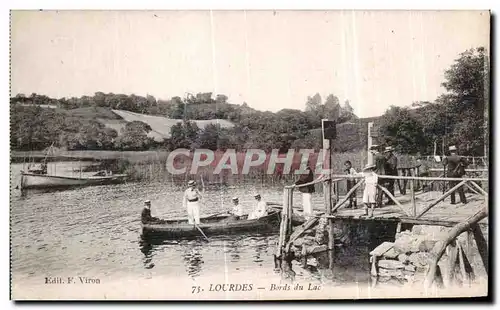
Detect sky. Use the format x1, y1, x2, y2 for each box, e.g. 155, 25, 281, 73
10, 10, 489, 117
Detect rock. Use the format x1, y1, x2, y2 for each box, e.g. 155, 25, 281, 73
306, 244, 328, 255
378, 267, 404, 279
404, 264, 416, 272
294, 237, 315, 247
369, 241, 394, 257
395, 230, 412, 240
411, 225, 449, 240
383, 248, 399, 259
393, 233, 417, 254
397, 253, 409, 263
408, 252, 432, 267
378, 275, 392, 282
378, 259, 405, 270
417, 239, 437, 252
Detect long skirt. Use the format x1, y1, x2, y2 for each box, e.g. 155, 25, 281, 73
363, 185, 377, 204
187, 201, 200, 224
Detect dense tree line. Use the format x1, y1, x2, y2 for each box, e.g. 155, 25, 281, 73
11, 90, 357, 152
11, 47, 487, 155
378, 47, 488, 156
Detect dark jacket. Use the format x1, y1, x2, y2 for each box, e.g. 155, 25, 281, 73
385, 154, 398, 176
443, 155, 468, 177
295, 170, 315, 193
374, 153, 386, 175
141, 208, 152, 224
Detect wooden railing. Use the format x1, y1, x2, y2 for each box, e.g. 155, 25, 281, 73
326, 174, 488, 219
275, 173, 488, 261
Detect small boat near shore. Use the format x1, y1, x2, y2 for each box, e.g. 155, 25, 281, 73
142, 210, 282, 238
20, 171, 128, 190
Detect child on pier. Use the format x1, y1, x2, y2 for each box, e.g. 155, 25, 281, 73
362, 164, 378, 218
344, 160, 358, 209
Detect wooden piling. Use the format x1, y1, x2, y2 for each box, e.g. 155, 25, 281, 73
409, 176, 416, 217
276, 187, 289, 258
471, 223, 488, 273
325, 179, 335, 269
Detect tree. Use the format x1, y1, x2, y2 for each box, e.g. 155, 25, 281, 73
378, 106, 427, 154
115, 121, 154, 150
305, 93, 322, 112
168, 121, 200, 150
323, 94, 341, 120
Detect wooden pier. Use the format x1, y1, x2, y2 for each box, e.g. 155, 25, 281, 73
275, 171, 489, 289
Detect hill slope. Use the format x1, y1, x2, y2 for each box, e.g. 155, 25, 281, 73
110, 109, 234, 141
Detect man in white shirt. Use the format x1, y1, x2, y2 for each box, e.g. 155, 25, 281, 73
248, 193, 268, 220
183, 180, 202, 224
230, 197, 244, 217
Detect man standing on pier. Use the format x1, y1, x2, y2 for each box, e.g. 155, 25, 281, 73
371, 145, 386, 208
384, 146, 398, 205
294, 166, 315, 219
443, 145, 468, 204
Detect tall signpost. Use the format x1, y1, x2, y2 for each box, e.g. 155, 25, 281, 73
322, 119, 336, 269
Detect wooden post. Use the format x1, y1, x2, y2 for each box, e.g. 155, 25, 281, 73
367, 122, 374, 165
410, 175, 416, 217
484, 53, 489, 162
301, 244, 307, 268
446, 241, 459, 287
287, 187, 293, 239
471, 223, 488, 273
276, 188, 289, 258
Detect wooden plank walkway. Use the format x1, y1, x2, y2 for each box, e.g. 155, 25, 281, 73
297, 191, 488, 227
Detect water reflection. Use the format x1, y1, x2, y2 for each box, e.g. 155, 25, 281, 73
139, 235, 155, 269
183, 247, 204, 278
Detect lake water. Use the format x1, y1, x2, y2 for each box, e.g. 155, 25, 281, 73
10, 162, 487, 299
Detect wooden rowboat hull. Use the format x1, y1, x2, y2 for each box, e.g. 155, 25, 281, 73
20, 172, 128, 190
142, 211, 281, 238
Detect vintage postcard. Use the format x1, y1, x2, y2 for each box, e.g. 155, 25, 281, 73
9, 10, 490, 300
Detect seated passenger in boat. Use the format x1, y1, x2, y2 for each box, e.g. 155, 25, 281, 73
228, 197, 244, 219
248, 193, 268, 220
141, 200, 165, 224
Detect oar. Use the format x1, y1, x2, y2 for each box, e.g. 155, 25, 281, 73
205, 210, 231, 218
194, 224, 209, 242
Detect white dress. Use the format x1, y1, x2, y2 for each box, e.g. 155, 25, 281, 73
362, 172, 378, 204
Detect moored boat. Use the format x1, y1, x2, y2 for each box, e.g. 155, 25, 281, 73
142, 210, 281, 238
20, 171, 128, 190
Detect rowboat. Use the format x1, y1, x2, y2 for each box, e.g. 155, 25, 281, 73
142, 210, 282, 238
20, 171, 128, 190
